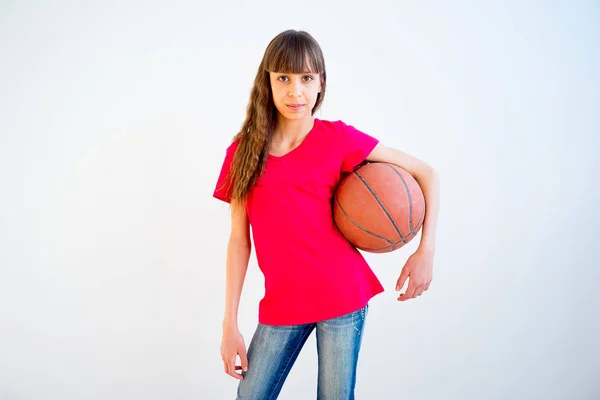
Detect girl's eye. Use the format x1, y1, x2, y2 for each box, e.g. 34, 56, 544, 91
277, 75, 314, 82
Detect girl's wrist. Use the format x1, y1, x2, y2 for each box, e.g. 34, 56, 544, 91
223, 319, 239, 331
417, 245, 435, 257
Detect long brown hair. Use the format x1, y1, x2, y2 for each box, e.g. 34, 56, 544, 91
224, 30, 327, 205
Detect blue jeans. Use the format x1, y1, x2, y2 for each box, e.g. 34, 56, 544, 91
236, 304, 369, 400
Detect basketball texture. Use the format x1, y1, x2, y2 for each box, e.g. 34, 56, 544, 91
333, 162, 425, 253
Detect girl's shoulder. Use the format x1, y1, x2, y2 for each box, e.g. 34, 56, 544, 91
316, 118, 347, 130
314, 118, 352, 139
315, 119, 366, 146
317, 118, 361, 133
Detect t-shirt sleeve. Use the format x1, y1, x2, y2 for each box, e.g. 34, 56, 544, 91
213, 140, 239, 204
339, 120, 380, 172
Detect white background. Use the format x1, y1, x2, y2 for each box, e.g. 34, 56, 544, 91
1, 1, 599, 399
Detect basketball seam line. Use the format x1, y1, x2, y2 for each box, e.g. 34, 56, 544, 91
384, 164, 426, 235
384, 164, 414, 232
415, 208, 425, 232
357, 216, 424, 251
334, 195, 394, 246
359, 234, 415, 251
354, 170, 406, 245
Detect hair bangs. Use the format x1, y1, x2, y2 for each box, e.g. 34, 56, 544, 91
265, 33, 324, 75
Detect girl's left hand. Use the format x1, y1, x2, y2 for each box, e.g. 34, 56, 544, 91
395, 249, 434, 301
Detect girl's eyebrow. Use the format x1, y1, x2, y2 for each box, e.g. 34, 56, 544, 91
276, 71, 316, 74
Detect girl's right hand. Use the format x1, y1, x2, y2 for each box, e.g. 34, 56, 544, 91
220, 327, 248, 380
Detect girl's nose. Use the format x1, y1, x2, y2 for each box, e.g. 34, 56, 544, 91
288, 79, 302, 97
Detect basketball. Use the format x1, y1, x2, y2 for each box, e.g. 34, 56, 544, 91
333, 162, 425, 253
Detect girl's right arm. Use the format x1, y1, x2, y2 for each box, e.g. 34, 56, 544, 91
223, 200, 251, 329
220, 200, 251, 379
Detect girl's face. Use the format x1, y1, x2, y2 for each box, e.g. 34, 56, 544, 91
269, 71, 321, 121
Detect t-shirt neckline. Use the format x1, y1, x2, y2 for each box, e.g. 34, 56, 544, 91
268, 118, 320, 160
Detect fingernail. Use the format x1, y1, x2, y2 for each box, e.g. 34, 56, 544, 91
243, 367, 248, 372
395, 286, 400, 291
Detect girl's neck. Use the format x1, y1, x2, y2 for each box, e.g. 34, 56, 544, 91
273, 116, 315, 144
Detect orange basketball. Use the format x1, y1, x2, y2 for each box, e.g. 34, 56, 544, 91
333, 162, 425, 253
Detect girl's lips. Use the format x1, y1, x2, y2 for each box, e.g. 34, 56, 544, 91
287, 104, 304, 110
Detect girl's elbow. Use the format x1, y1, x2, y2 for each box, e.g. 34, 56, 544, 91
427, 166, 439, 180
415, 165, 439, 185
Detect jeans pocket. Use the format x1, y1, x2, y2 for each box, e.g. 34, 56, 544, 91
351, 304, 368, 333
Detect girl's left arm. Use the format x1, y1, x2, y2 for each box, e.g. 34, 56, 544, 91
366, 143, 440, 301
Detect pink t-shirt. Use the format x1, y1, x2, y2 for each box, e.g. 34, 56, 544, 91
213, 118, 385, 325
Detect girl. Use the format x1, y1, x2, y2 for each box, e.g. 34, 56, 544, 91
213, 30, 439, 399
